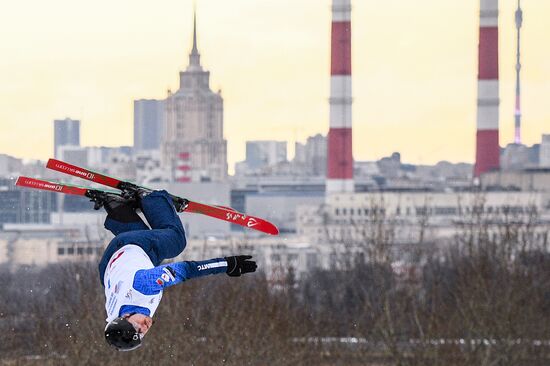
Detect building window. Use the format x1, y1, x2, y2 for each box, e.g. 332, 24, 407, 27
435, 207, 457, 216
67, 247, 74, 255
77, 247, 84, 255
416, 207, 428, 216
58, 248, 65, 256
86, 247, 94, 255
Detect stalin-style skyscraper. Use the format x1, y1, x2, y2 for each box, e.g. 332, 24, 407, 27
162, 13, 227, 183
326, 0, 354, 193
474, 0, 500, 177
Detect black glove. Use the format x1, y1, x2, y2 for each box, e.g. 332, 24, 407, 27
225, 255, 257, 277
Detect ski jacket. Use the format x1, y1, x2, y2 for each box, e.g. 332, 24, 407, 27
104, 244, 227, 322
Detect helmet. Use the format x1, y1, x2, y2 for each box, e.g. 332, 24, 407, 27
104, 316, 142, 351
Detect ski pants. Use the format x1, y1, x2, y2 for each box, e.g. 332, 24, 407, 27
97, 190, 187, 285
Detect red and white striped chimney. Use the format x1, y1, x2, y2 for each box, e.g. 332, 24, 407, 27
327, 0, 353, 193
474, 0, 500, 177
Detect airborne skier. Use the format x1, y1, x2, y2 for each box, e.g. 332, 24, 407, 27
15, 158, 278, 351
96, 189, 257, 351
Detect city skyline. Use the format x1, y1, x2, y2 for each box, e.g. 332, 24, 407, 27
1, 0, 550, 171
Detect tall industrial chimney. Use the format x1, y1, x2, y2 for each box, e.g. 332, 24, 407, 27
474, 0, 500, 177
326, 0, 354, 193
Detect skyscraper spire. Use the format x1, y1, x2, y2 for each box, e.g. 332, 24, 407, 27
514, 0, 523, 144
188, 9, 201, 68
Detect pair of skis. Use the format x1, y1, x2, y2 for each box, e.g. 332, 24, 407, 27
16, 159, 279, 235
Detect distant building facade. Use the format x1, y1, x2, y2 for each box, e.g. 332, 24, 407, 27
245, 141, 287, 169
134, 99, 165, 152
54, 118, 80, 158
0, 179, 57, 226
541, 135, 550, 167
0, 224, 104, 269
298, 191, 550, 246
162, 16, 227, 182
57, 146, 88, 167
501, 143, 531, 171
481, 169, 550, 192
294, 134, 326, 176
0, 154, 23, 177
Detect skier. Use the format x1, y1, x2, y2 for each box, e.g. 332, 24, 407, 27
94, 189, 257, 351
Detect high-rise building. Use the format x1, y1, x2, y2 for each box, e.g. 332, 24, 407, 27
294, 134, 327, 176
54, 118, 80, 158
134, 99, 165, 152
246, 141, 287, 169
162, 13, 227, 182
474, 0, 500, 177
57, 146, 88, 168
326, 0, 353, 193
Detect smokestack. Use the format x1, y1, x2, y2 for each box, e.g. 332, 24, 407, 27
326, 0, 354, 193
474, 0, 500, 177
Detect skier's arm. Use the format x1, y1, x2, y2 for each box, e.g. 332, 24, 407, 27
132, 258, 227, 295
132, 256, 256, 295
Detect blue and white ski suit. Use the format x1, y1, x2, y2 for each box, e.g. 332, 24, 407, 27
98, 190, 227, 322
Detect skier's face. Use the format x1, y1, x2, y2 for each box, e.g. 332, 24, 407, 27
125, 313, 153, 336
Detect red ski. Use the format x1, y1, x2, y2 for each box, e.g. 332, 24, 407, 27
15, 176, 121, 204
44, 158, 279, 235
16, 176, 88, 196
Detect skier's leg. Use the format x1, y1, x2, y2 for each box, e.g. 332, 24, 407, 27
102, 195, 149, 236
138, 190, 186, 260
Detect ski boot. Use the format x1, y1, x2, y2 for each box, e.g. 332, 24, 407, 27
88, 192, 143, 223
172, 197, 189, 213
122, 185, 188, 212
87, 191, 138, 212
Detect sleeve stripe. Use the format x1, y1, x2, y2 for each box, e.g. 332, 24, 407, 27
197, 260, 227, 271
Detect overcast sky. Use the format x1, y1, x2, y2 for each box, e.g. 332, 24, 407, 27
1, 0, 549, 170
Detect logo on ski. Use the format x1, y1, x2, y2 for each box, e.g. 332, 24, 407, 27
52, 162, 95, 180
246, 218, 258, 228
20, 178, 63, 191
226, 212, 247, 222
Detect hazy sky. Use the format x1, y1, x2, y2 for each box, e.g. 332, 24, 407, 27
1, 0, 549, 170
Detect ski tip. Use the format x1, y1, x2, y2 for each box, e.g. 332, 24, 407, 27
265, 224, 279, 236
15, 176, 40, 188
45, 158, 57, 168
